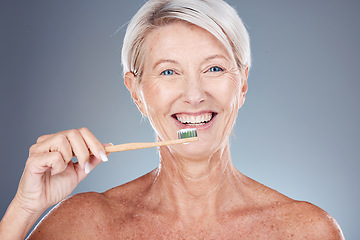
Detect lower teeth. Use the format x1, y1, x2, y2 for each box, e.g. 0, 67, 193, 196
182, 121, 209, 125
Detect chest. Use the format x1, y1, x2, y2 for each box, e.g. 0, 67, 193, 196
92, 213, 296, 239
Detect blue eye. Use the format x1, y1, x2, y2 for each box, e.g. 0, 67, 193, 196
161, 69, 174, 76
209, 66, 223, 72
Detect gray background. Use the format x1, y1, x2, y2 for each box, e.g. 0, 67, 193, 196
1, 0, 359, 238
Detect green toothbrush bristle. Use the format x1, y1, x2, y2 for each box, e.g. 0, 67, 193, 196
177, 128, 197, 139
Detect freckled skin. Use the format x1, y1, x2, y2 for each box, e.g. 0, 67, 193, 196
29, 169, 343, 239
28, 23, 343, 239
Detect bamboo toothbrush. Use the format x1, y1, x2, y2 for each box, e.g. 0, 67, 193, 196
103, 128, 198, 153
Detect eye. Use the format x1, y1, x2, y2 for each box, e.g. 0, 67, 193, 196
208, 66, 224, 72
161, 69, 174, 76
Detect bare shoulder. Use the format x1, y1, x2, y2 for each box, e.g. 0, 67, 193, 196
264, 196, 343, 238
280, 201, 344, 239
239, 175, 344, 239
27, 191, 111, 239
28, 171, 156, 239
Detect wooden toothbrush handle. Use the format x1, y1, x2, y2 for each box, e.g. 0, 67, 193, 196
104, 137, 199, 153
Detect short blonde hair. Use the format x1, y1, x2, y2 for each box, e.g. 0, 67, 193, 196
122, 0, 251, 79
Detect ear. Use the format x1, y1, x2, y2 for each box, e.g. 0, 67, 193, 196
237, 67, 249, 109
124, 72, 148, 116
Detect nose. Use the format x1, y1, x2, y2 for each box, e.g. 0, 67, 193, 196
182, 75, 206, 106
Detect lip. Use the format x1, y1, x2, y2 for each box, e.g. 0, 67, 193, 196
171, 111, 218, 130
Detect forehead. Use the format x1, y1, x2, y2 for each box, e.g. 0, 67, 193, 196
143, 22, 231, 62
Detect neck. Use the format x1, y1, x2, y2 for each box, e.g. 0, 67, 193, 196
148, 140, 244, 222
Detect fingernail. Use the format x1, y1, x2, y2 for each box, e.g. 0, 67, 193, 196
85, 161, 91, 174
99, 150, 108, 162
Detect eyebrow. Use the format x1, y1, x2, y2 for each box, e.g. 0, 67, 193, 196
152, 54, 230, 69
153, 59, 179, 69
203, 54, 229, 62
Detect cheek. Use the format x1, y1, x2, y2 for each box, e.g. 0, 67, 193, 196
228, 75, 243, 110
208, 75, 241, 110
140, 79, 181, 114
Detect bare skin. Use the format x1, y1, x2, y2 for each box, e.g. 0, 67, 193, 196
0, 22, 344, 239
28, 147, 343, 239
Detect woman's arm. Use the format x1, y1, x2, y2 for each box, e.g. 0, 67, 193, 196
0, 128, 108, 239
0, 197, 43, 240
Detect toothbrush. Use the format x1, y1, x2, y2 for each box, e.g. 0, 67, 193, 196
103, 128, 198, 153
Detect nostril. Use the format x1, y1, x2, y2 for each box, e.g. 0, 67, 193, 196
182, 87, 206, 105
184, 97, 205, 105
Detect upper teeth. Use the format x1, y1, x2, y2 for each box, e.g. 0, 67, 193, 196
176, 113, 213, 125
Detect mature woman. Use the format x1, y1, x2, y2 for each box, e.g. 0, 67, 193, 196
0, 0, 344, 239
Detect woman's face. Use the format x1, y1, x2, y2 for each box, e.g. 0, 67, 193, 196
125, 22, 248, 160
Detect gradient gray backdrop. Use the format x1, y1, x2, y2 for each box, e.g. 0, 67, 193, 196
1, 0, 359, 238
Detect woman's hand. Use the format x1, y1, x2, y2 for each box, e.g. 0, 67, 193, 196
0, 127, 108, 239
17, 127, 108, 215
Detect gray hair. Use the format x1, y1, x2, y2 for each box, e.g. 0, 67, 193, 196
121, 0, 251, 78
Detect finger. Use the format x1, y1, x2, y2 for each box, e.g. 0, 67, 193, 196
31, 134, 73, 164
78, 127, 108, 162
81, 142, 112, 176
27, 152, 67, 176
64, 129, 90, 170
73, 143, 113, 179
36, 134, 54, 143
73, 154, 101, 179
103, 143, 113, 157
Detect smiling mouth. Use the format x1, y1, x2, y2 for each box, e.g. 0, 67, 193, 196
172, 112, 217, 126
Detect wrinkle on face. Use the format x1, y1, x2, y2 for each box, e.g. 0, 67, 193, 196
123, 22, 252, 219
133, 21, 247, 161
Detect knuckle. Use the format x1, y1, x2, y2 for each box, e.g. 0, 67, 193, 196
68, 129, 79, 137
67, 129, 80, 138
54, 151, 64, 162
36, 136, 43, 143
60, 134, 68, 143
78, 127, 90, 134
36, 135, 47, 143
29, 144, 38, 154
54, 134, 68, 146
25, 154, 37, 166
